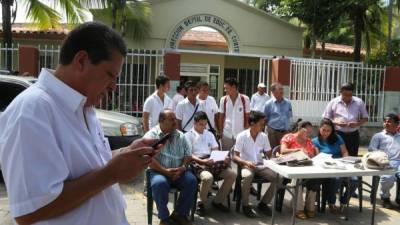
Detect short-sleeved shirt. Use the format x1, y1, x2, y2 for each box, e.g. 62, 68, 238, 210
250, 92, 270, 112
312, 135, 345, 158
281, 133, 316, 158
175, 98, 204, 132
234, 129, 271, 164
0, 69, 128, 225
184, 128, 219, 157
171, 93, 185, 112
144, 126, 191, 168
197, 95, 219, 129
219, 94, 250, 138
264, 97, 293, 131
322, 96, 369, 132
369, 130, 400, 162
143, 92, 172, 129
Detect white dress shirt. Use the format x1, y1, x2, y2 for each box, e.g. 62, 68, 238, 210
143, 91, 172, 129
250, 92, 270, 112
185, 128, 219, 157
219, 94, 250, 139
197, 95, 219, 129
234, 129, 271, 164
0, 69, 128, 225
171, 93, 185, 112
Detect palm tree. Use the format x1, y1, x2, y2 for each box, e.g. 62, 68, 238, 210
346, 0, 384, 62
91, 0, 151, 41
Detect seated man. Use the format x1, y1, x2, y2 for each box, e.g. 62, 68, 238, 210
369, 113, 400, 208
145, 109, 197, 225
185, 111, 237, 216
233, 111, 279, 218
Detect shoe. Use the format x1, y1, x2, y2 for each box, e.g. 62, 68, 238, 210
295, 210, 307, 220
196, 202, 206, 216
212, 201, 230, 213
242, 205, 257, 218
257, 202, 272, 216
381, 198, 395, 209
328, 205, 340, 214
306, 210, 315, 218
159, 217, 179, 225
170, 213, 193, 225
250, 186, 258, 196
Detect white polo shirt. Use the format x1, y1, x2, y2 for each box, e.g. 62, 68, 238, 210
234, 129, 271, 164
143, 91, 172, 129
219, 94, 250, 139
0, 69, 128, 225
175, 98, 204, 132
184, 128, 219, 157
250, 92, 270, 112
171, 93, 185, 112
197, 95, 219, 129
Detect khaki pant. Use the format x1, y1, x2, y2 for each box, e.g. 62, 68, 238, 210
221, 135, 235, 151
293, 181, 316, 212
241, 167, 280, 206
266, 127, 287, 149
199, 168, 237, 204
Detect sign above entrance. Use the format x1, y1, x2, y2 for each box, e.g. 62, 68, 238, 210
166, 14, 240, 53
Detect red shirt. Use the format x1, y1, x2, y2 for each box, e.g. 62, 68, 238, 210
280, 133, 316, 158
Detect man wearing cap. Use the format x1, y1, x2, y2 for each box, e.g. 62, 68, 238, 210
250, 83, 270, 113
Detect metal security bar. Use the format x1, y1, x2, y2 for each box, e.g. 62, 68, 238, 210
0, 43, 19, 73
99, 49, 165, 117
38, 45, 60, 70
289, 59, 386, 124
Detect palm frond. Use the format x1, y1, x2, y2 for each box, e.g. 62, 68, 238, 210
25, 0, 61, 29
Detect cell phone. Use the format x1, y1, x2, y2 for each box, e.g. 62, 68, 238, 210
151, 133, 171, 149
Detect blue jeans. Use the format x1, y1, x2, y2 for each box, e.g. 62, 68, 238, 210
149, 169, 197, 220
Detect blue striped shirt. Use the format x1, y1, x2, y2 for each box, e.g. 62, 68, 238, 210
144, 125, 191, 168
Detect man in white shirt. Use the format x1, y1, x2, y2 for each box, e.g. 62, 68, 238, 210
250, 83, 270, 112
218, 78, 250, 151
176, 81, 202, 132
185, 111, 236, 216
197, 81, 219, 131
143, 76, 172, 132
171, 85, 186, 112
233, 111, 279, 218
0, 22, 160, 225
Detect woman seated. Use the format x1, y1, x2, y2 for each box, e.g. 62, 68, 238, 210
312, 118, 353, 213
280, 119, 319, 219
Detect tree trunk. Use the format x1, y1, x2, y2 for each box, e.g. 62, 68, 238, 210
387, 0, 394, 65
111, 2, 117, 29
2, 0, 13, 71
321, 41, 326, 59
353, 11, 363, 62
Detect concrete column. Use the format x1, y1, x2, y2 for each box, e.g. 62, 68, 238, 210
164, 52, 181, 96
18, 45, 39, 77
271, 58, 291, 98
383, 67, 400, 115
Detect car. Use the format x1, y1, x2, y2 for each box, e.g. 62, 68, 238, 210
0, 74, 143, 150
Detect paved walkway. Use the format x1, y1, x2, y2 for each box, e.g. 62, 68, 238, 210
1, 148, 399, 224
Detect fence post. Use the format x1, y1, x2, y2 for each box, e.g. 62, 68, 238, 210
271, 57, 291, 98
164, 51, 181, 96
383, 66, 400, 115
19, 45, 39, 77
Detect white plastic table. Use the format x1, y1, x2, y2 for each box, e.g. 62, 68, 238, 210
264, 160, 397, 225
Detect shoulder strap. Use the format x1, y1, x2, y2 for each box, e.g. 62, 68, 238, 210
182, 103, 200, 131
240, 94, 246, 127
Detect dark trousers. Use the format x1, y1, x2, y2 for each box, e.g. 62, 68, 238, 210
337, 130, 360, 156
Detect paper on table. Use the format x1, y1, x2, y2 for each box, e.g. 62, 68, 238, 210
210, 151, 229, 161
311, 152, 333, 162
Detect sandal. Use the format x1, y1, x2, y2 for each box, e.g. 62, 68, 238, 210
295, 210, 308, 220
306, 211, 315, 218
